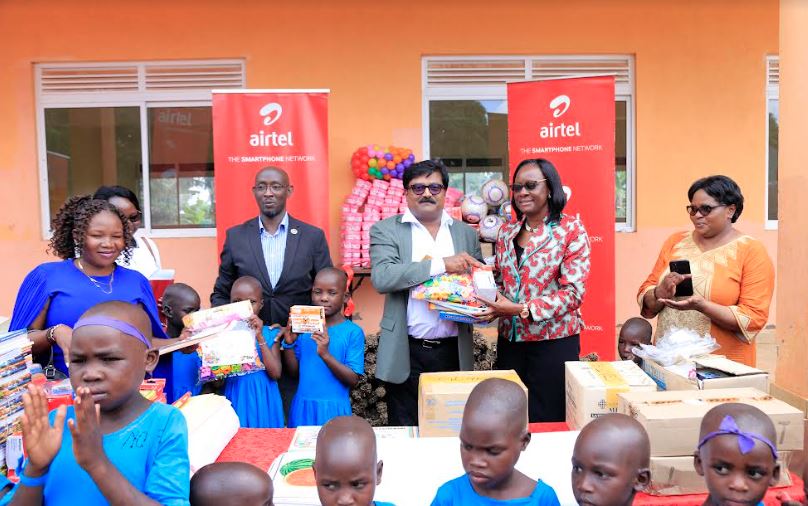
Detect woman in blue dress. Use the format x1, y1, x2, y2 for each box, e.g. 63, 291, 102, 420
281, 267, 365, 427
9, 196, 171, 382
223, 276, 284, 428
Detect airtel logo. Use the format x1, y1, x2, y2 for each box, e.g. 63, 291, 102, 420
260, 103, 283, 126
549, 95, 570, 118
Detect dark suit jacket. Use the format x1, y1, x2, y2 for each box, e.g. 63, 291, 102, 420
211, 215, 332, 325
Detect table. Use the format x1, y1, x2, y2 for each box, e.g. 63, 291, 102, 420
216, 424, 805, 506
216, 422, 570, 472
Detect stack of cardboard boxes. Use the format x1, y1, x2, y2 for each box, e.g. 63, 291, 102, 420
618, 387, 802, 495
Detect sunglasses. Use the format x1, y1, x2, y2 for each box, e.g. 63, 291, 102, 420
686, 204, 726, 217
408, 183, 445, 196
510, 179, 547, 193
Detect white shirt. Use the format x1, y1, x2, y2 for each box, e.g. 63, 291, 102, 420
403, 209, 459, 339
118, 229, 161, 278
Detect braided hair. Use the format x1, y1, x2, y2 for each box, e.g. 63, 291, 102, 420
48, 195, 133, 263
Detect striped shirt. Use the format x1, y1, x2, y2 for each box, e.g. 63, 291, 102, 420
258, 214, 288, 287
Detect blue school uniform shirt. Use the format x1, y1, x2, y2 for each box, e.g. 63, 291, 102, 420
287, 320, 365, 427
8, 259, 168, 373
36, 402, 190, 506
431, 475, 560, 506
223, 326, 285, 428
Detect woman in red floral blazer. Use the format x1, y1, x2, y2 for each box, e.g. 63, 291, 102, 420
479, 158, 590, 422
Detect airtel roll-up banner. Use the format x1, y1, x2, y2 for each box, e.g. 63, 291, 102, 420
507, 76, 616, 360
211, 90, 330, 251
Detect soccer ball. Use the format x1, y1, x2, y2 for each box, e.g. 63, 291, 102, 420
498, 201, 513, 220
460, 195, 488, 224
480, 178, 509, 207
479, 215, 505, 242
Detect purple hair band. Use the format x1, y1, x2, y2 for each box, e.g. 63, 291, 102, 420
697, 415, 778, 460
73, 316, 152, 348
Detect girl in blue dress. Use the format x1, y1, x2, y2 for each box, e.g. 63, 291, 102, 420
223, 276, 284, 428
161, 283, 203, 401
282, 267, 365, 428
12, 301, 189, 506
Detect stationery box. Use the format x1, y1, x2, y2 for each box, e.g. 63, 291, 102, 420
418, 370, 527, 437
617, 387, 804, 456
565, 360, 658, 430
289, 305, 325, 334
641, 354, 769, 392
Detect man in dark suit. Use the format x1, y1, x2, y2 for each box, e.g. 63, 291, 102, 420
211, 166, 332, 322
370, 160, 483, 426
211, 166, 332, 412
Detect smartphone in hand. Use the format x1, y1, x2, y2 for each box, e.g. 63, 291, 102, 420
669, 259, 694, 297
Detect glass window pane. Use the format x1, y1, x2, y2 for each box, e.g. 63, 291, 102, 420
767, 98, 779, 221
615, 101, 628, 224
430, 100, 508, 197
44, 107, 142, 221
148, 107, 214, 228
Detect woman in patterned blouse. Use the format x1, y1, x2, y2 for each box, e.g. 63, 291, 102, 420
478, 158, 591, 422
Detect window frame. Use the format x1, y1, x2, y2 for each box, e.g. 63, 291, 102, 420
34, 60, 243, 239
421, 55, 636, 232
765, 55, 779, 230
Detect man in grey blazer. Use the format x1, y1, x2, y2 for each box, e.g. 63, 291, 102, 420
370, 160, 483, 426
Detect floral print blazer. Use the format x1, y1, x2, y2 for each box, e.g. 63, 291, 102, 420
494, 214, 591, 342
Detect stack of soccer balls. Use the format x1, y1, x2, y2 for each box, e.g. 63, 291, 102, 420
460, 178, 513, 243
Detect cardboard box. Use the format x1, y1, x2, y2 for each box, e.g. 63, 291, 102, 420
418, 370, 528, 437
289, 305, 325, 334
472, 268, 497, 301
618, 388, 804, 456
641, 355, 769, 392
647, 454, 792, 496
565, 361, 658, 430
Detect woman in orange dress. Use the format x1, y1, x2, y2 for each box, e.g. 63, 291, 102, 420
637, 175, 774, 366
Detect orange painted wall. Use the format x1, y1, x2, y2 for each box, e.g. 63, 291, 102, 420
774, 0, 808, 396
0, 0, 778, 339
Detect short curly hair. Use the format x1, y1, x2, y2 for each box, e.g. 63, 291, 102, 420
48, 195, 133, 262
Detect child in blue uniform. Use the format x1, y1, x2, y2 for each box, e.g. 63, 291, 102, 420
694, 403, 783, 506
314, 416, 394, 506
571, 413, 650, 506
431, 378, 560, 506
162, 282, 202, 400
223, 276, 284, 428
12, 301, 189, 506
282, 267, 364, 427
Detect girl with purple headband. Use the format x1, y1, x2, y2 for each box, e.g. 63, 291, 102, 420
694, 402, 782, 506
10, 301, 190, 506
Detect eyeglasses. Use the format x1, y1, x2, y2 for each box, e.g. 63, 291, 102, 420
686, 204, 726, 217
252, 183, 289, 194
510, 179, 547, 193
127, 211, 143, 222
408, 183, 445, 196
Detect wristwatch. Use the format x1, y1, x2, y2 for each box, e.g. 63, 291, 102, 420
520, 302, 530, 319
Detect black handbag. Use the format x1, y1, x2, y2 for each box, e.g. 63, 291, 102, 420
43, 344, 68, 381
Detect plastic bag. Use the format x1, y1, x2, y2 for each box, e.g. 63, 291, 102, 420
197, 320, 264, 383
632, 327, 720, 367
